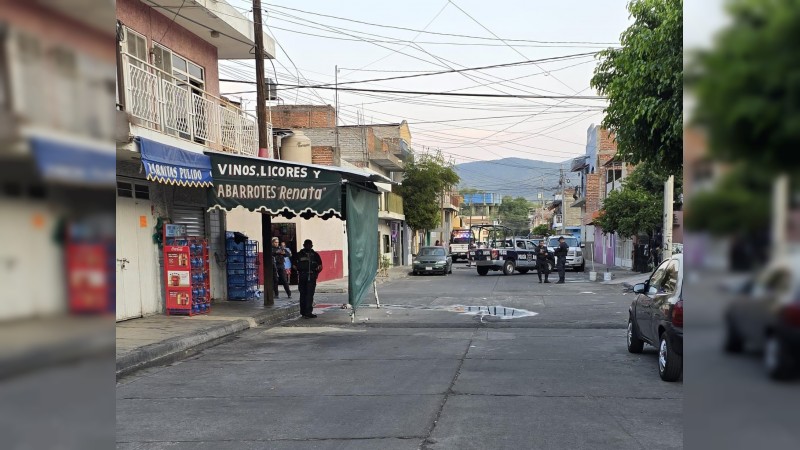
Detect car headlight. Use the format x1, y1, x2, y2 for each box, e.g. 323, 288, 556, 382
576, 250, 582, 257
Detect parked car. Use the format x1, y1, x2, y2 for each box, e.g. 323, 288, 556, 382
412, 246, 452, 276
546, 235, 585, 272
628, 254, 683, 382
724, 254, 800, 380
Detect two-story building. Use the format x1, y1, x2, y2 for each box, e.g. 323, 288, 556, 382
0, 1, 116, 321
244, 105, 411, 270
547, 189, 582, 239
114, 0, 276, 320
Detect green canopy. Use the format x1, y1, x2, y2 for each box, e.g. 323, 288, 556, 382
207, 152, 343, 216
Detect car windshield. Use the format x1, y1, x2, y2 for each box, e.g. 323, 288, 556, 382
420, 248, 446, 257
549, 237, 578, 247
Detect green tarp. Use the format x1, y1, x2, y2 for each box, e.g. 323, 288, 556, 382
207, 152, 342, 216
346, 183, 379, 308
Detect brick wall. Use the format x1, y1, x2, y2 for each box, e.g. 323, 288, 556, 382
117, 0, 220, 97
311, 146, 334, 166
271, 105, 336, 128
584, 127, 618, 223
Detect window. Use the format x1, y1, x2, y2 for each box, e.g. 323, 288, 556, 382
124, 28, 147, 63
662, 260, 680, 294
134, 184, 150, 200
421, 248, 445, 257
383, 234, 390, 254
117, 181, 133, 198
648, 260, 670, 293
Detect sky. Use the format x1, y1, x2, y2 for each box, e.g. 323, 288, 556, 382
220, 0, 637, 165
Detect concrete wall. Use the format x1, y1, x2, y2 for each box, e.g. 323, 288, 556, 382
117, 0, 220, 97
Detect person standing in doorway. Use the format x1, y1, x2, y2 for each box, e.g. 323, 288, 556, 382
281, 241, 292, 281
536, 240, 551, 284
554, 236, 569, 284
293, 239, 323, 318
271, 237, 291, 298
435, 240, 441, 246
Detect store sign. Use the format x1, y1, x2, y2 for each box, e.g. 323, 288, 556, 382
207, 152, 342, 215
137, 137, 214, 187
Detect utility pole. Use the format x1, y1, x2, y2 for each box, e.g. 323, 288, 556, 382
662, 175, 674, 260
772, 174, 789, 259
334, 65, 340, 152
560, 165, 566, 235
253, 0, 274, 306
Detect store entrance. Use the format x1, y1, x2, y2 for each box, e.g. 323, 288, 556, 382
271, 223, 297, 285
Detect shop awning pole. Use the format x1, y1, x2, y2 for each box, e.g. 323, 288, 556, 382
262, 213, 274, 307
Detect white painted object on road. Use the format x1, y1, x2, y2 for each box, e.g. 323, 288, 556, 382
603, 272, 612, 281
589, 271, 597, 281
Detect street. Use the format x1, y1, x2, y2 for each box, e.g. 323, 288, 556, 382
117, 265, 682, 449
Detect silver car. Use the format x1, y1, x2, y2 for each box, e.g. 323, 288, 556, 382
413, 246, 453, 276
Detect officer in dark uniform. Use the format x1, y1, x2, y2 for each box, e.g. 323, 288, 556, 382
554, 236, 569, 284
292, 239, 323, 318
536, 240, 551, 284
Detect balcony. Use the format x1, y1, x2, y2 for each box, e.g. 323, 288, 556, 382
379, 192, 405, 221
120, 54, 262, 157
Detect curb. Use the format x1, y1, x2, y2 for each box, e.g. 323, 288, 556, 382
116, 303, 300, 380
1, 331, 113, 381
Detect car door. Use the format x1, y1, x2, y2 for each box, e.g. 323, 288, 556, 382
651, 259, 680, 335
636, 260, 670, 343
741, 267, 791, 346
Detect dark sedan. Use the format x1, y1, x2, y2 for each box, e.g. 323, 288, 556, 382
724, 256, 800, 380
627, 254, 683, 382
413, 246, 453, 276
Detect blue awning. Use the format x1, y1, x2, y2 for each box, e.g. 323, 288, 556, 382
136, 137, 213, 187
30, 137, 115, 186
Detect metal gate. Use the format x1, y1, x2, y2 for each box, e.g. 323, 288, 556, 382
172, 204, 206, 237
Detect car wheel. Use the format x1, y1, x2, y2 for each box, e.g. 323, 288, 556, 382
764, 334, 795, 380
517, 268, 529, 274
502, 260, 515, 275
577, 261, 585, 272
627, 317, 644, 354
723, 319, 745, 353
658, 331, 682, 382
477, 267, 489, 276
412, 270, 417, 276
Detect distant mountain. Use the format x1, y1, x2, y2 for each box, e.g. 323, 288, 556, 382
454, 157, 573, 203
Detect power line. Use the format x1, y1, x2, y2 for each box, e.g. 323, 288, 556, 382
225, 83, 606, 99
221, 52, 596, 88
261, 3, 619, 45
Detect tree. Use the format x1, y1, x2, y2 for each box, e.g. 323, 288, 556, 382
594, 186, 662, 239
498, 196, 532, 235
685, 164, 772, 236
594, 164, 664, 238
532, 224, 554, 237
591, 0, 683, 175
397, 152, 460, 236
690, 0, 800, 170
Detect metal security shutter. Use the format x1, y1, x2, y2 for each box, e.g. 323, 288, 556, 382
172, 204, 206, 237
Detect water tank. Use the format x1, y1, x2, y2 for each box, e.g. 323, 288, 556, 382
280, 130, 312, 164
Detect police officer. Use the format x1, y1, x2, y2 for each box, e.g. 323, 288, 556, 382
536, 240, 551, 284
292, 239, 323, 318
271, 237, 291, 298
554, 236, 569, 284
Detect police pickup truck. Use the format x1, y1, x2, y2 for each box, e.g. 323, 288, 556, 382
471, 236, 551, 276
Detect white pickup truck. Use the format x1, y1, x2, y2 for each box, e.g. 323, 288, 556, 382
449, 229, 473, 262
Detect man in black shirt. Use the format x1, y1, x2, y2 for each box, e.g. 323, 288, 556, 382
292, 239, 324, 318
554, 236, 569, 284
536, 240, 551, 284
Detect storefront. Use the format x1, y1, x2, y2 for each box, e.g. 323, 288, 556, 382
205, 151, 382, 310
115, 137, 218, 321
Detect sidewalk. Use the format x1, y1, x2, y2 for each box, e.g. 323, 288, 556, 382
116, 299, 298, 379
116, 265, 411, 379
585, 261, 650, 287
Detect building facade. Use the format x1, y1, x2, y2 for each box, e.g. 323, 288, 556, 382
114, 0, 275, 320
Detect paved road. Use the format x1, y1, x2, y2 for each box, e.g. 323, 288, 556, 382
117, 263, 683, 449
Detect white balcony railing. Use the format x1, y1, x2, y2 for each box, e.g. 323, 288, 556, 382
121, 54, 262, 157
